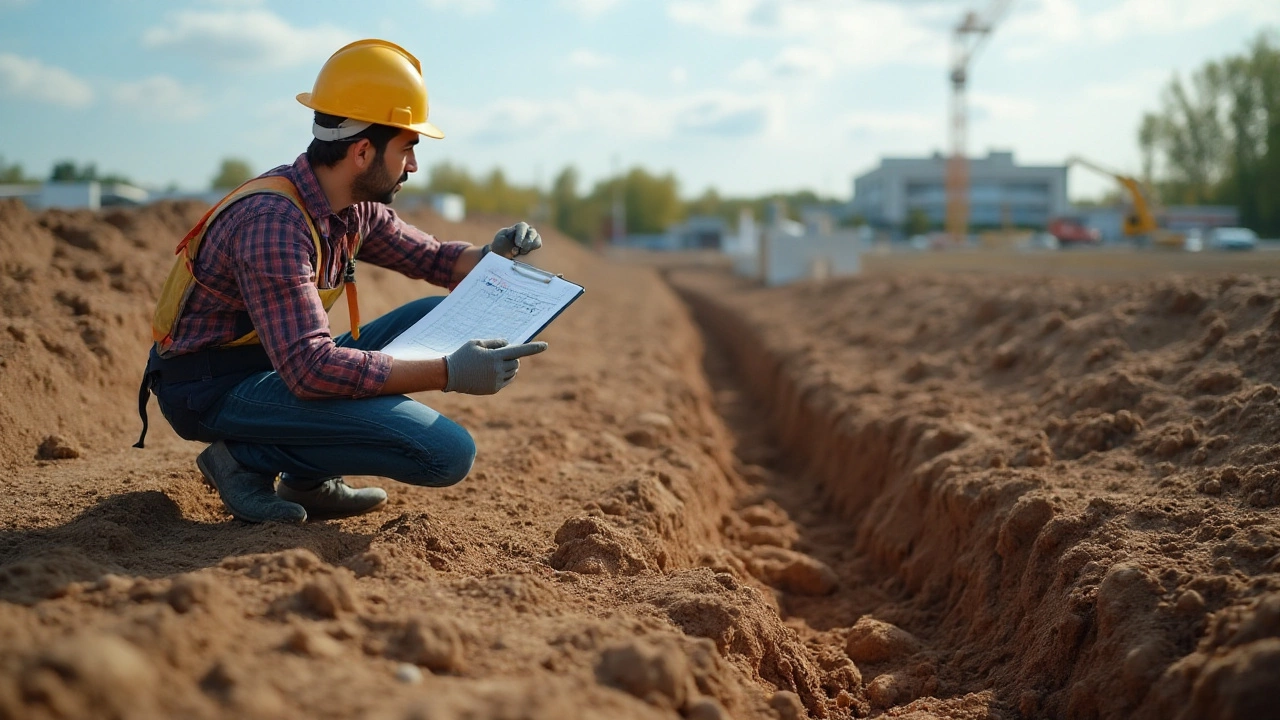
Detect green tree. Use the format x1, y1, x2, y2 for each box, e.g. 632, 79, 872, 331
623, 167, 682, 234
1146, 66, 1228, 204
687, 187, 722, 218
424, 162, 539, 218
549, 166, 598, 242
418, 160, 852, 245
906, 208, 932, 236
48, 160, 131, 184
1138, 114, 1161, 185
211, 158, 254, 189
1140, 31, 1280, 234
0, 155, 33, 183
50, 160, 87, 182
426, 161, 475, 196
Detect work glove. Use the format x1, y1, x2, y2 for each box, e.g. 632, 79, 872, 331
443, 338, 548, 395
489, 222, 542, 258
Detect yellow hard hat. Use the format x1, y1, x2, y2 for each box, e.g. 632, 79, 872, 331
297, 39, 444, 140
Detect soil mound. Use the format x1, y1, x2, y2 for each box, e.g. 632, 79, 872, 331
7, 184, 1280, 719
0, 199, 839, 719
674, 269, 1280, 718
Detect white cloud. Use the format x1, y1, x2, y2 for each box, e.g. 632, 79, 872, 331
567, 48, 615, 68
845, 110, 937, 136
112, 75, 209, 121
730, 59, 768, 83
675, 93, 775, 136
672, 0, 1280, 71
459, 98, 578, 143
422, 0, 496, 13
0, 53, 93, 109
669, 0, 947, 71
732, 46, 834, 82
773, 47, 835, 79
670, 67, 689, 85
142, 9, 353, 69
448, 88, 781, 144
970, 92, 1037, 122
1003, 0, 1280, 57
559, 0, 622, 17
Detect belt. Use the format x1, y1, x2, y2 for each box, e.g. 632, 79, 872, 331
133, 345, 274, 448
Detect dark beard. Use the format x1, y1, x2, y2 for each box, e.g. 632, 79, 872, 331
352, 161, 408, 204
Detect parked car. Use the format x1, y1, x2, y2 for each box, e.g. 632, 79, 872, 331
1208, 227, 1258, 250
1047, 217, 1101, 246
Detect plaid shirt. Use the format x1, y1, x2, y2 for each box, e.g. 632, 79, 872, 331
164, 154, 470, 399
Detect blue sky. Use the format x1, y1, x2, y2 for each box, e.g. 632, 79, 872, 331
1, 0, 1277, 202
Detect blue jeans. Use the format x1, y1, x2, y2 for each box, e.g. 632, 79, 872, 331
198, 297, 475, 490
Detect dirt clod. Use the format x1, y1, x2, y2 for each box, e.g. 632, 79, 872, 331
844, 617, 924, 664
595, 640, 696, 712
36, 434, 81, 460
391, 617, 465, 674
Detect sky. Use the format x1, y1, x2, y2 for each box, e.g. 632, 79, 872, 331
1, 0, 1278, 203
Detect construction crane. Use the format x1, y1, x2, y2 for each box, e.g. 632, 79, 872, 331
945, 0, 1014, 244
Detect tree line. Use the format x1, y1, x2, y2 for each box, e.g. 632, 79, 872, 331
421, 161, 843, 244
1139, 31, 1280, 235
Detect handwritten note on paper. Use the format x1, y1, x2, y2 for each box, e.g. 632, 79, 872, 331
380, 252, 583, 361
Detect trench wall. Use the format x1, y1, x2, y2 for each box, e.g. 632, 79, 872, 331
669, 270, 1272, 720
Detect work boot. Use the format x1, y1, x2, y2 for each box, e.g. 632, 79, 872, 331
276, 478, 388, 520
196, 441, 307, 524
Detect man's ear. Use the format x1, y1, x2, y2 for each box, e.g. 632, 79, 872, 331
349, 139, 375, 170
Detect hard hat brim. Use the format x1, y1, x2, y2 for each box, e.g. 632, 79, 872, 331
297, 93, 445, 140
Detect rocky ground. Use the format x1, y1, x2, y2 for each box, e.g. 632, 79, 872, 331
1, 197, 1279, 719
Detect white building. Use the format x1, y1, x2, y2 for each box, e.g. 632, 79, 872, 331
0, 181, 152, 210
850, 151, 1069, 235
732, 207, 868, 286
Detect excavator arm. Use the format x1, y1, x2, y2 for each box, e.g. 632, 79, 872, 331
1067, 156, 1160, 237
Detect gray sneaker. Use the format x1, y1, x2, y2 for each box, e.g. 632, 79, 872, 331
276, 478, 388, 520
195, 441, 307, 524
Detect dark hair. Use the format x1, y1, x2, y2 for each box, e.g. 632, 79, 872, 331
306, 112, 402, 168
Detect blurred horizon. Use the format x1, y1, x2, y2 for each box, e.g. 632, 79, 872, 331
1, 0, 1277, 202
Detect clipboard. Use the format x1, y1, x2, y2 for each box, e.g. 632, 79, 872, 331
380, 251, 584, 360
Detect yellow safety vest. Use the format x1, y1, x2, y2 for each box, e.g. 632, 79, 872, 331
151, 176, 362, 353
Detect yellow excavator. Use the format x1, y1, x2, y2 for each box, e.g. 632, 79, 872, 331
1068, 155, 1188, 249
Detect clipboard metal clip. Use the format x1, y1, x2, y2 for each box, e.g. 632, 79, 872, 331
511, 260, 557, 283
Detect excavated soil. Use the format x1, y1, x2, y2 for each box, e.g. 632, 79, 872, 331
671, 267, 1280, 720
2, 194, 1279, 720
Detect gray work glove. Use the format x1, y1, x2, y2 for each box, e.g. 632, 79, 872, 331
443, 338, 548, 395
489, 221, 542, 258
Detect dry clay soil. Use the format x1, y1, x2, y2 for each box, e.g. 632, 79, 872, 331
2, 198, 1280, 720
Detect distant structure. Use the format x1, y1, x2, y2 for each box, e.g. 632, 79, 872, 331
850, 151, 1069, 237
732, 204, 867, 286
428, 193, 466, 222
0, 181, 152, 210
616, 215, 729, 252
1074, 204, 1240, 244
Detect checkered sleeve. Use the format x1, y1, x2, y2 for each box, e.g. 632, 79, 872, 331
355, 204, 471, 288
232, 208, 392, 399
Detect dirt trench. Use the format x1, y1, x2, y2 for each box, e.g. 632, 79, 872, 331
668, 267, 1280, 720
0, 200, 872, 720
4, 196, 1280, 720
671, 272, 1010, 719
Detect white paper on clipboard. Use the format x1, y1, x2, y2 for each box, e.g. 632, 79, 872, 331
380, 251, 583, 360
